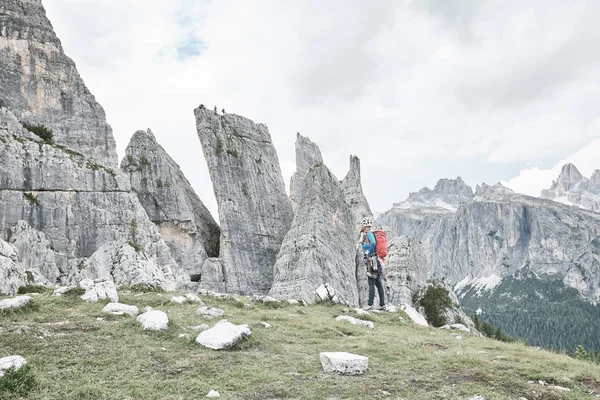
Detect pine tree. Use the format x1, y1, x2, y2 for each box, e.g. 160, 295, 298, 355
575, 345, 587, 360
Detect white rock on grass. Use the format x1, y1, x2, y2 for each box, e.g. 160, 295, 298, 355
287, 299, 300, 305
196, 306, 224, 319
0, 296, 33, 311
260, 322, 272, 328
79, 278, 119, 302
185, 293, 204, 303
206, 389, 220, 397
0, 356, 26, 377
335, 316, 374, 330
102, 303, 139, 316
320, 352, 368, 375
455, 335, 464, 340
252, 295, 280, 304
52, 286, 74, 296
136, 310, 169, 331
386, 305, 398, 313
400, 304, 428, 327
196, 320, 251, 350
468, 396, 484, 400
353, 308, 371, 316
187, 324, 210, 332
551, 385, 571, 392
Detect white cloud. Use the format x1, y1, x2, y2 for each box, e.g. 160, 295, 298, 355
43, 0, 600, 215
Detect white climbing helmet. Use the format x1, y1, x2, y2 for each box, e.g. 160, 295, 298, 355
360, 217, 373, 227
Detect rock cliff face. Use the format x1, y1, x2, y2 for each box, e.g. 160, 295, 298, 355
194, 107, 293, 294
0, 0, 117, 166
122, 129, 220, 276
269, 163, 359, 305
383, 236, 430, 305
289, 133, 323, 211
341, 155, 374, 306
0, 238, 26, 295
0, 0, 185, 291
541, 163, 600, 212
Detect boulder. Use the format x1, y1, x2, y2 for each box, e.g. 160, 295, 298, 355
196, 320, 251, 350
400, 304, 428, 327
0, 355, 27, 377
0, 296, 33, 311
319, 352, 368, 375
0, 238, 27, 296
196, 306, 225, 319
79, 278, 119, 303
136, 310, 169, 331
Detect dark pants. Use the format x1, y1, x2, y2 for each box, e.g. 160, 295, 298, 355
368, 275, 385, 307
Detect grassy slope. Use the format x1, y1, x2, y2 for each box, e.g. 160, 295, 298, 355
0, 291, 599, 400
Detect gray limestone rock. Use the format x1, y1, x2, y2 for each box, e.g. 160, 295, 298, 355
383, 236, 429, 305
0, 238, 27, 295
341, 155, 374, 306
122, 129, 220, 276
289, 133, 323, 211
269, 164, 359, 306
195, 320, 251, 350
194, 107, 293, 294
319, 352, 369, 375
0, 0, 117, 166
197, 258, 227, 293
8, 221, 59, 284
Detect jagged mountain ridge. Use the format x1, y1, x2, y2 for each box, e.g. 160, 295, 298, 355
541, 163, 600, 212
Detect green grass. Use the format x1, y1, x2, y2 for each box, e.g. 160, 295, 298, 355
0, 292, 598, 399
17, 285, 50, 295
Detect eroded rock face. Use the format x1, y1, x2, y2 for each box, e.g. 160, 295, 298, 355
269, 164, 359, 306
0, 0, 117, 166
7, 221, 59, 284
0, 238, 26, 295
289, 133, 323, 211
384, 236, 429, 305
122, 129, 220, 275
341, 155, 374, 306
194, 107, 293, 294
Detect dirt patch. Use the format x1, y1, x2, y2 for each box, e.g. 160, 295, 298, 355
576, 375, 600, 394
423, 342, 446, 349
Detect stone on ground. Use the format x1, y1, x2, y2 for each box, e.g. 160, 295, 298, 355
353, 308, 371, 316
260, 322, 272, 328
79, 278, 119, 302
196, 306, 225, 319
0, 296, 33, 311
400, 304, 428, 327
196, 320, 251, 350
335, 315, 374, 329
102, 303, 139, 316
441, 323, 471, 333
0, 355, 26, 377
136, 310, 169, 331
206, 390, 220, 398
320, 352, 368, 375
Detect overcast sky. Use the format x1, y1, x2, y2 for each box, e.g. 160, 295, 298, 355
44, 0, 600, 217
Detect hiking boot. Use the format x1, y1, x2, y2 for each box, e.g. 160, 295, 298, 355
363, 305, 374, 311
376, 305, 387, 311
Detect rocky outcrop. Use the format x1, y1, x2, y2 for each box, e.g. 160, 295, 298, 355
541, 164, 600, 212
0, 0, 117, 166
341, 155, 374, 306
7, 221, 58, 284
269, 163, 359, 306
474, 183, 515, 199
196, 258, 227, 293
194, 107, 293, 294
122, 129, 220, 276
0, 238, 26, 295
383, 236, 430, 305
0, 1, 185, 293
289, 133, 323, 211
398, 177, 473, 211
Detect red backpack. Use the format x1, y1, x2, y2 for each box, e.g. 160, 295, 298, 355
373, 230, 388, 259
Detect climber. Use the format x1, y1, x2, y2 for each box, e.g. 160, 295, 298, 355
358, 217, 386, 311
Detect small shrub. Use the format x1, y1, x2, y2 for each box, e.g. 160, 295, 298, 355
0, 100, 6, 109
138, 156, 151, 166
0, 364, 38, 398
63, 287, 86, 297
227, 149, 239, 158
22, 122, 53, 143
23, 192, 39, 206
25, 270, 34, 283
17, 285, 48, 295
86, 162, 117, 177
216, 138, 223, 154
128, 241, 143, 253
414, 284, 453, 327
